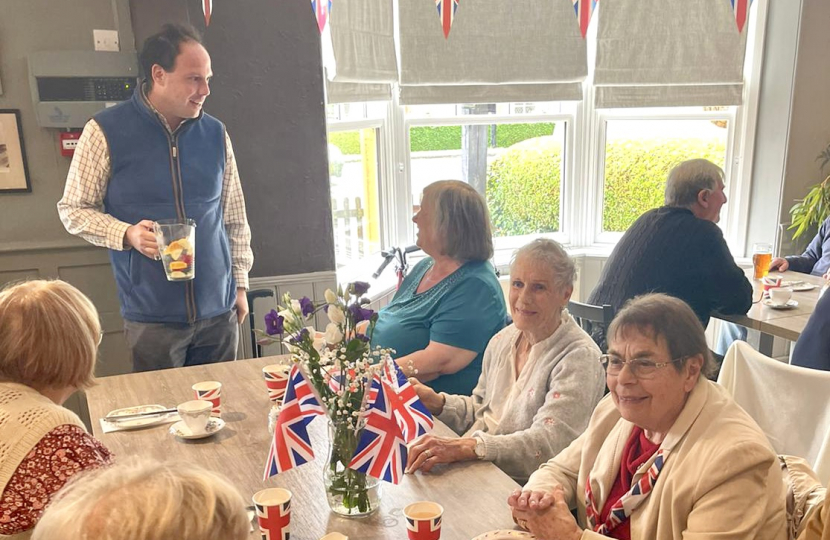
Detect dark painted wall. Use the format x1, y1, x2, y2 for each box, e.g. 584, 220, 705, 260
131, 0, 335, 276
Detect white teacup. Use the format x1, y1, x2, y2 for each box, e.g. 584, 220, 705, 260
177, 400, 212, 435
769, 287, 793, 306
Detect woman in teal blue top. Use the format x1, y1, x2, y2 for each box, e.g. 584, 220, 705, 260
371, 180, 507, 395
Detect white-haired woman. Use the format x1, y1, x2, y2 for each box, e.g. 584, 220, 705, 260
0, 280, 112, 538
32, 459, 249, 540
371, 180, 508, 395
406, 239, 606, 483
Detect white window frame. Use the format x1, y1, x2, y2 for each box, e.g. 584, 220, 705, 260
402, 104, 577, 257
326, 103, 398, 285
324, 0, 770, 284
589, 107, 738, 246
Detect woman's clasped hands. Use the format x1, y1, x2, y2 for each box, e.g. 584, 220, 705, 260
507, 487, 583, 540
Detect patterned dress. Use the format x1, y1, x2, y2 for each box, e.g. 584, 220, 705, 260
0, 425, 112, 535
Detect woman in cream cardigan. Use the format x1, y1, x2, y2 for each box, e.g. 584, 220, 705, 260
0, 280, 112, 538
406, 239, 606, 483
509, 293, 787, 540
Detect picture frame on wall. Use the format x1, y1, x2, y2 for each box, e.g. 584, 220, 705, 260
0, 110, 32, 193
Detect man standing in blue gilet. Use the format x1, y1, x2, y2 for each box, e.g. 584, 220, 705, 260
58, 24, 253, 372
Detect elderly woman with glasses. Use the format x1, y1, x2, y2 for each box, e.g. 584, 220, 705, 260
509, 293, 787, 540
0, 280, 113, 537
405, 239, 605, 483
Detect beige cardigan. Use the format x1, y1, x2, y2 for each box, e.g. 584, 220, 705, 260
525, 378, 788, 540
799, 494, 830, 540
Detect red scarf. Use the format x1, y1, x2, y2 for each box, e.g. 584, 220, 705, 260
598, 427, 660, 539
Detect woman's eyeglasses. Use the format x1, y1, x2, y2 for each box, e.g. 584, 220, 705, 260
599, 354, 686, 379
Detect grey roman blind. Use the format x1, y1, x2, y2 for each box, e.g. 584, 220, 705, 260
325, 0, 397, 103
398, 0, 587, 105
594, 0, 748, 108
326, 80, 392, 104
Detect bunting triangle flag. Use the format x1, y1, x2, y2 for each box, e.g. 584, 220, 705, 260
731, 0, 752, 33
202, 0, 212, 28
572, 0, 597, 39
311, 0, 332, 33
435, 0, 459, 39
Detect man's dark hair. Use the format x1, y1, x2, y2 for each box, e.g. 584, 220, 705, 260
139, 24, 203, 89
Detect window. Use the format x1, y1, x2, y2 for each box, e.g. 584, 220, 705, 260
405, 102, 574, 254
594, 107, 734, 242
326, 103, 388, 272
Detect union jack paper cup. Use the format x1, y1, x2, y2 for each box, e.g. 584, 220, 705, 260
192, 380, 222, 417
253, 488, 291, 540
404, 501, 443, 540
262, 364, 291, 404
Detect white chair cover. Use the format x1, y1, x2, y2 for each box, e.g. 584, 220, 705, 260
718, 341, 830, 482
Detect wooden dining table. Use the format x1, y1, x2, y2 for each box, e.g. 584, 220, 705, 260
86, 356, 521, 540
714, 269, 827, 355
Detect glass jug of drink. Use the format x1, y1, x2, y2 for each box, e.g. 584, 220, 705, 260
154, 219, 196, 281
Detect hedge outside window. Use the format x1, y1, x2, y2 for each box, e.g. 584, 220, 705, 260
407, 120, 566, 241
601, 117, 730, 233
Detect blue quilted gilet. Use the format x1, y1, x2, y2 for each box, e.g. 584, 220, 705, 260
96, 89, 235, 324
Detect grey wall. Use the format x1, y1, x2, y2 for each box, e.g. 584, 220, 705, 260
0, 0, 133, 248
130, 0, 335, 277
747, 0, 830, 257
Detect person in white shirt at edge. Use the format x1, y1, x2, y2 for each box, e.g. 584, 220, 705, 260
57, 24, 253, 372
508, 293, 786, 540
406, 239, 606, 484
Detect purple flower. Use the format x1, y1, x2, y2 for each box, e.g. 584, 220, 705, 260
289, 327, 310, 344
350, 281, 371, 296
299, 297, 315, 317
264, 309, 284, 335
347, 303, 375, 323
354, 333, 370, 343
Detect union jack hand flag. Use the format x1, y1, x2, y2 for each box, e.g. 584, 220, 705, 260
202, 0, 212, 27
435, 0, 459, 39
731, 0, 752, 33
385, 377, 434, 443
348, 376, 408, 484
572, 0, 598, 38
311, 0, 332, 33
263, 365, 325, 479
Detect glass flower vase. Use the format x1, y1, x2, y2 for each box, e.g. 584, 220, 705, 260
323, 419, 381, 517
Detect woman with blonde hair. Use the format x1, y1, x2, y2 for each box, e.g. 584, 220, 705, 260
0, 279, 112, 538
371, 180, 507, 395
32, 459, 249, 540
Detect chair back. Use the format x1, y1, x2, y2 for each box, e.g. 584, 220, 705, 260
718, 341, 830, 482
567, 300, 615, 352
246, 289, 275, 358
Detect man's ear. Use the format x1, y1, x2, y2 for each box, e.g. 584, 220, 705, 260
697, 189, 710, 209
151, 64, 166, 87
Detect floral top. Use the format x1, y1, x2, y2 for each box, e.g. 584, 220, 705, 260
0, 424, 112, 535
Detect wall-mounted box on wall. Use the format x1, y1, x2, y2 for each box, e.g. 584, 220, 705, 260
28, 51, 138, 128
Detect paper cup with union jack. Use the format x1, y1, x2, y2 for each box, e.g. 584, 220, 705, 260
253, 488, 291, 540
192, 380, 222, 417
262, 364, 291, 404
404, 501, 443, 540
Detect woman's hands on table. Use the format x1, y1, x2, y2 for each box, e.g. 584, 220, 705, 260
508, 487, 582, 540
406, 434, 477, 473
